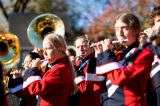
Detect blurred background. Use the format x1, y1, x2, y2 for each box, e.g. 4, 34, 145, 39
0, 0, 159, 43
0, 0, 159, 66
0, 0, 160, 42
0, 0, 159, 67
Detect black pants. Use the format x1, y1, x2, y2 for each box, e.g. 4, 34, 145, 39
68, 91, 80, 106
156, 87, 160, 106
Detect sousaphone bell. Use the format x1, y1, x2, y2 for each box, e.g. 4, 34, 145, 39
27, 13, 65, 48
0, 32, 20, 70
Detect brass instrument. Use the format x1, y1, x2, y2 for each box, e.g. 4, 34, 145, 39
0, 32, 20, 94
0, 32, 20, 70
27, 13, 65, 48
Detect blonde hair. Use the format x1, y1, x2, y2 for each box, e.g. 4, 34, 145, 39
44, 32, 67, 53
44, 32, 78, 95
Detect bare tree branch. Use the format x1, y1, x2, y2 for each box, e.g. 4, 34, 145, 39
0, 0, 8, 20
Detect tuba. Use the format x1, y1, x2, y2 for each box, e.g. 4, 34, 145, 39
0, 32, 20, 70
27, 13, 65, 48
0, 32, 20, 94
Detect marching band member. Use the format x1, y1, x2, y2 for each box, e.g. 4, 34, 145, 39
9, 32, 77, 106
94, 13, 154, 106
73, 35, 105, 106
8, 52, 42, 106
144, 6, 160, 106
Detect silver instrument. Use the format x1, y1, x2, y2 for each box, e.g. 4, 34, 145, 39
112, 39, 128, 44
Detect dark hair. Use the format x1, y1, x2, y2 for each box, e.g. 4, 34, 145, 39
68, 48, 76, 57
150, 6, 160, 26
25, 52, 42, 60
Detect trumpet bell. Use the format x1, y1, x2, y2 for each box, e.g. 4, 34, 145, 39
0, 32, 20, 70
27, 13, 65, 48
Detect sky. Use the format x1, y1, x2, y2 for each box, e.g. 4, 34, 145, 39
66, 0, 108, 30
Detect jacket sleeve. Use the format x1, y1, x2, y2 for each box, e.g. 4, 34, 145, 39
74, 65, 90, 93
96, 49, 122, 75
27, 66, 64, 96
107, 48, 154, 86
8, 67, 42, 98
74, 56, 105, 93
8, 77, 23, 93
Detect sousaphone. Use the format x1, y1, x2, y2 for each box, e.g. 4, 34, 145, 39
27, 13, 65, 48
0, 32, 20, 70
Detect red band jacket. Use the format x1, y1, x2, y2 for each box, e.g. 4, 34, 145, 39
8, 67, 42, 106
9, 57, 73, 106
74, 54, 105, 106
96, 43, 154, 106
